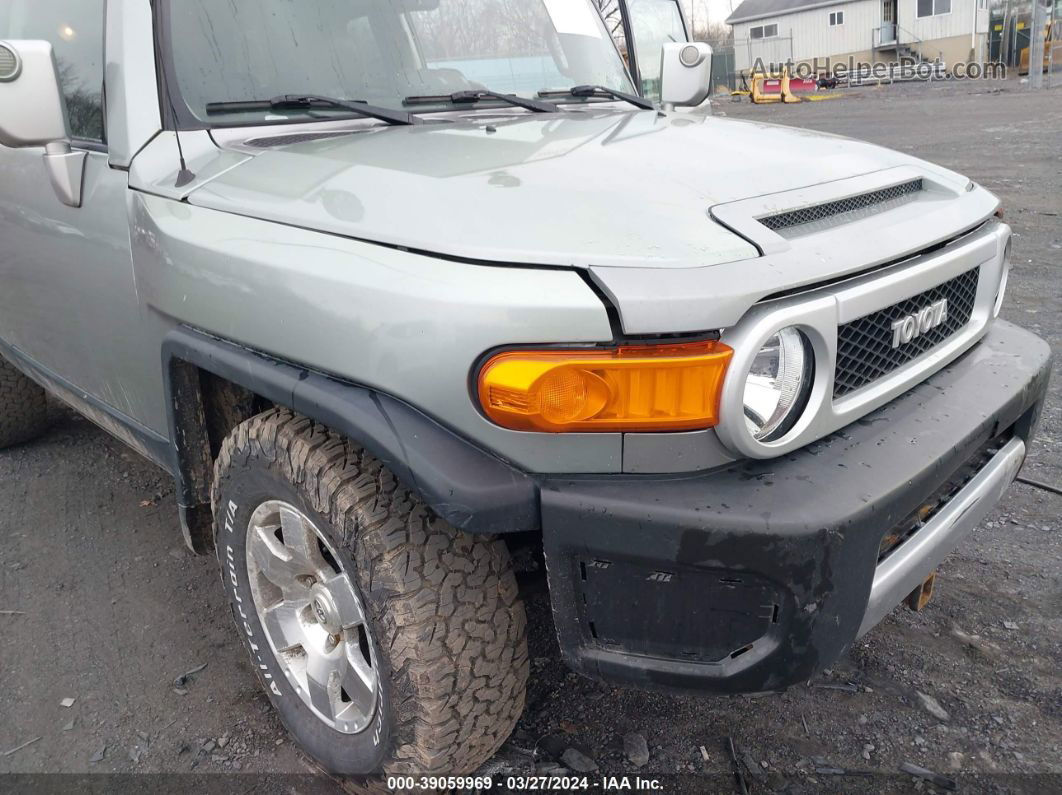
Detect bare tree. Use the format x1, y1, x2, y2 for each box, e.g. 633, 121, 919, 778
693, 20, 733, 47
412, 0, 557, 59
592, 0, 625, 38
591, 0, 629, 61
56, 58, 103, 141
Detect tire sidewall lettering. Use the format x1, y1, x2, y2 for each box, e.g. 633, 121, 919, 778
223, 502, 282, 698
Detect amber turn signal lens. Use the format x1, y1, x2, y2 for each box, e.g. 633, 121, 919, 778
477, 341, 734, 433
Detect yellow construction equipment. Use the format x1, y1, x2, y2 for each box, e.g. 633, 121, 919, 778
749, 68, 802, 104
1020, 20, 1060, 75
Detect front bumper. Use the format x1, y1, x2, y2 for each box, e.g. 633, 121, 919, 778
541, 320, 1051, 694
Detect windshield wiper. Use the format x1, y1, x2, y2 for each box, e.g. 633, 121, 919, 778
403, 90, 560, 114
205, 95, 420, 126
538, 85, 655, 111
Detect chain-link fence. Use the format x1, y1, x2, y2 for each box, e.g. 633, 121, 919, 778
708, 35, 795, 92
990, 0, 1060, 88
734, 34, 795, 79
1047, 0, 1061, 87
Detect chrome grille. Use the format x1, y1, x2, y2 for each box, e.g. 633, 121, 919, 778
834, 267, 980, 398
759, 179, 923, 233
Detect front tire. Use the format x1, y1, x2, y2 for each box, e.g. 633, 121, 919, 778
0, 357, 49, 450
211, 409, 528, 778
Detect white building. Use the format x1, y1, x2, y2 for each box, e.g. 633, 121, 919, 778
726, 0, 991, 75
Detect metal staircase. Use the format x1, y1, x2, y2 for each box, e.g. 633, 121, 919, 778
853, 24, 946, 86
872, 24, 929, 63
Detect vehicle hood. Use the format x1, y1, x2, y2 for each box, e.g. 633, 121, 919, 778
190, 110, 959, 269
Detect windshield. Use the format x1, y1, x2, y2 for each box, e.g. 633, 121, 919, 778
162, 0, 635, 126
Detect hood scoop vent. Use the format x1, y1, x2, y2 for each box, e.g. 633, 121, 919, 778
244, 131, 357, 148
759, 178, 924, 237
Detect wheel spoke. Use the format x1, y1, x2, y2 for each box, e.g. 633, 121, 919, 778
305, 647, 344, 719
279, 505, 330, 575
249, 526, 309, 593
320, 574, 364, 628
260, 600, 307, 653
339, 652, 376, 720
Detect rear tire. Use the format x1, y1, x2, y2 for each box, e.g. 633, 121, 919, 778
0, 357, 49, 450
211, 408, 528, 779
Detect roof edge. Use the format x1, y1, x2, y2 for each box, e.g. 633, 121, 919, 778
726, 0, 851, 26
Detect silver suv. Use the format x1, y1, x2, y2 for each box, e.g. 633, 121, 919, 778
0, 0, 1050, 783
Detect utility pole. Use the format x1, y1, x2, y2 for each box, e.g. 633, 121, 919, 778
1029, 0, 1047, 88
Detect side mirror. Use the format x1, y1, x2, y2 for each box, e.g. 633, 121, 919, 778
0, 40, 87, 207
659, 42, 712, 109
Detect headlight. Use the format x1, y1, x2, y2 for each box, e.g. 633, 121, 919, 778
743, 327, 813, 441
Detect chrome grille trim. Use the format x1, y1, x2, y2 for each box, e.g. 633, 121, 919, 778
834, 267, 980, 398
714, 220, 1008, 461
758, 179, 924, 233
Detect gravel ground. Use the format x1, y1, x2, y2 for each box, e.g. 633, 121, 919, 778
1, 78, 1059, 793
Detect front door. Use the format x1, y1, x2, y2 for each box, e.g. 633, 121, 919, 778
882, 0, 897, 43
0, 0, 167, 444
621, 0, 689, 100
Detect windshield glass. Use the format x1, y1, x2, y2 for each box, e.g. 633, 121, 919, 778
162, 0, 634, 125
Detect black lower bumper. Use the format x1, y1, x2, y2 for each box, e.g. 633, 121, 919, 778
541, 321, 1051, 694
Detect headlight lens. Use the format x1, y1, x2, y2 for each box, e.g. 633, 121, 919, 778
743, 327, 813, 441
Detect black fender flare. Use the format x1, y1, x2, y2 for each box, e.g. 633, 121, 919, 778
162, 326, 539, 552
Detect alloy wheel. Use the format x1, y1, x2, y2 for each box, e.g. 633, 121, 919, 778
245, 500, 378, 734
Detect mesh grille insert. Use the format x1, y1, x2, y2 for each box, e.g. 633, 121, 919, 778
834, 267, 980, 398
244, 132, 350, 148
760, 179, 924, 233
0, 45, 18, 80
